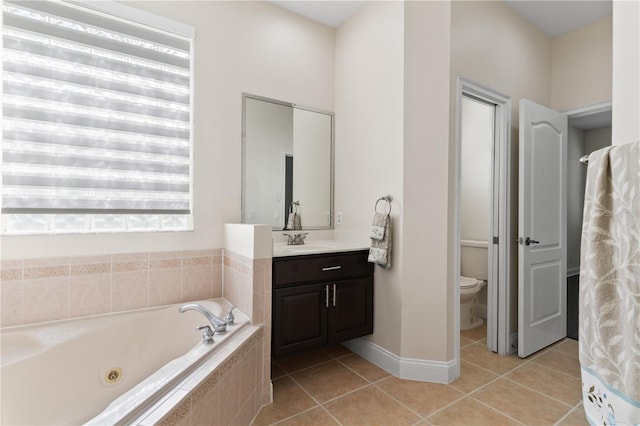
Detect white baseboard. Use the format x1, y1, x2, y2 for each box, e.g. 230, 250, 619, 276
342, 338, 456, 384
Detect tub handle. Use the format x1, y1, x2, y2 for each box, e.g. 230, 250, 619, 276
197, 325, 215, 344
224, 304, 237, 325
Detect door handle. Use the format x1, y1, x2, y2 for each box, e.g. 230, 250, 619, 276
325, 285, 329, 308
322, 266, 342, 272
524, 237, 540, 246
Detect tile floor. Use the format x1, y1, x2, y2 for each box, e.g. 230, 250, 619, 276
252, 324, 586, 425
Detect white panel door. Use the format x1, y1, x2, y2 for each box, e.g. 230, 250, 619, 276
518, 99, 567, 358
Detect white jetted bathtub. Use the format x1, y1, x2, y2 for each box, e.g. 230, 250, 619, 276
1, 299, 251, 425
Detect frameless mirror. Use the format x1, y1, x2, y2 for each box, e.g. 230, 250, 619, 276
242, 94, 333, 230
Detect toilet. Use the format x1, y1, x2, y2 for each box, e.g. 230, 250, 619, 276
460, 240, 488, 330
460, 276, 486, 330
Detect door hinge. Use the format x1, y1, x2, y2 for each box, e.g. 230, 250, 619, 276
493, 236, 499, 244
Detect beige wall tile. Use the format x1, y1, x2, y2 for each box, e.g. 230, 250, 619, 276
149, 267, 182, 306
219, 363, 242, 426
112, 270, 148, 312
182, 265, 212, 302
1, 280, 22, 327
70, 273, 111, 317
22, 277, 70, 324
1, 267, 22, 282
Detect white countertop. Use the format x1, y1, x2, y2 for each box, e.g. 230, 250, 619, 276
272, 240, 369, 257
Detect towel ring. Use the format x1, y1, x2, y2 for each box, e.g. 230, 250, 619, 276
375, 195, 392, 215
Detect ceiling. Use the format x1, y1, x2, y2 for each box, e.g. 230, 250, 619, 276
269, 0, 612, 37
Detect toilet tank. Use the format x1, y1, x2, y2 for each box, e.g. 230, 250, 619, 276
460, 240, 488, 281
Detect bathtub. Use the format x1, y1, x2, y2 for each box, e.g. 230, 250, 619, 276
1, 299, 254, 425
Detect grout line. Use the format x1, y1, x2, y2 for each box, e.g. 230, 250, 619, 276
267, 339, 581, 426
370, 380, 433, 421
466, 394, 527, 425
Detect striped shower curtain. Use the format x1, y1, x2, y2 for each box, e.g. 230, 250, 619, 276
579, 140, 640, 425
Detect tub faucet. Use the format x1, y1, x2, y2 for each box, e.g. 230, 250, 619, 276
179, 304, 228, 334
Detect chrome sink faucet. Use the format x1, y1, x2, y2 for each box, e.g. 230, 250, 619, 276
284, 232, 308, 246
179, 304, 229, 340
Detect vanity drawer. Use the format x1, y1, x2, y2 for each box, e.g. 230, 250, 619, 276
273, 251, 372, 287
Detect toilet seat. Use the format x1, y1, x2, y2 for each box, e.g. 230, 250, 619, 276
460, 276, 482, 289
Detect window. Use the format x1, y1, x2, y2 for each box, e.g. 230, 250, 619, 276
1, 0, 194, 234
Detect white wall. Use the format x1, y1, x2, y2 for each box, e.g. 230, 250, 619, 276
551, 16, 612, 111
612, 0, 640, 145
402, 0, 452, 361
2, 1, 335, 259
566, 126, 586, 274
451, 0, 552, 338
334, 0, 405, 355
460, 97, 493, 243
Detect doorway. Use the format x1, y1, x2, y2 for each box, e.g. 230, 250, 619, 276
454, 78, 512, 379
565, 104, 612, 339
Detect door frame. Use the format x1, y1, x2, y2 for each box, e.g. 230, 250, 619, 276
454, 77, 512, 378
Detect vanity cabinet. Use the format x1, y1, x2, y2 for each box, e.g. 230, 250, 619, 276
272, 250, 374, 356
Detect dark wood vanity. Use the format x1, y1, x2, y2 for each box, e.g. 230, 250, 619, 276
272, 250, 374, 356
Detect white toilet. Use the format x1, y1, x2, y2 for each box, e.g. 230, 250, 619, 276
460, 240, 488, 330
460, 276, 486, 330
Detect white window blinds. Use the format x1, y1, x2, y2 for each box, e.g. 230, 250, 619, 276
2, 0, 193, 214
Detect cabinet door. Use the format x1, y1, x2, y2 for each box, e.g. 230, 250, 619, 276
328, 277, 374, 343
272, 283, 328, 356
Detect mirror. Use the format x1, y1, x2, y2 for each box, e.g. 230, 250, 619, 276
242, 94, 333, 230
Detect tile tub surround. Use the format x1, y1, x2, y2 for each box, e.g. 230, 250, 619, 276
0, 249, 223, 328
137, 326, 267, 426
222, 250, 273, 410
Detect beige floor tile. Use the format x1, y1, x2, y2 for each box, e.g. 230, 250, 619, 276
252, 376, 317, 426
557, 405, 588, 426
449, 361, 499, 394
428, 397, 520, 426
322, 343, 353, 358
460, 323, 487, 342
460, 335, 476, 348
339, 354, 390, 383
530, 345, 581, 378
291, 360, 368, 403
275, 347, 333, 374
505, 363, 582, 406
376, 376, 464, 417
274, 407, 339, 425
472, 378, 572, 425
553, 339, 579, 356
271, 362, 286, 380
461, 342, 525, 375
324, 385, 421, 426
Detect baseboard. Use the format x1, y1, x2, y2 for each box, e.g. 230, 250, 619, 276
342, 338, 456, 384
